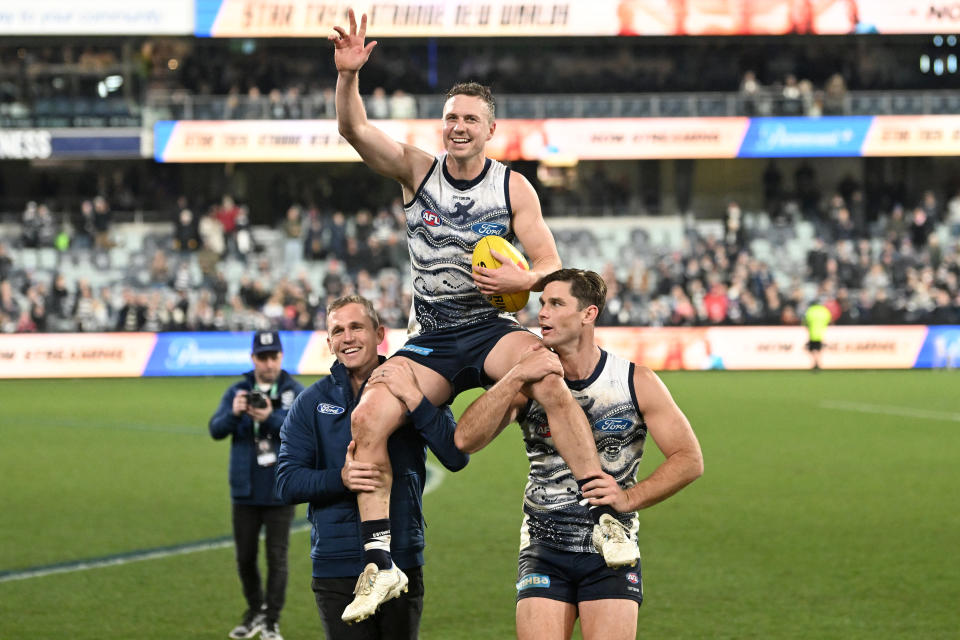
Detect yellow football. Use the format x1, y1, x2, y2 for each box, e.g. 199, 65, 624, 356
471, 235, 531, 313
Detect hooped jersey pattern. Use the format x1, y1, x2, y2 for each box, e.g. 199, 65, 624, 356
518, 350, 646, 553
404, 155, 517, 335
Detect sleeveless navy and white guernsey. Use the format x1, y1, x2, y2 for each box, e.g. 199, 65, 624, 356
404, 154, 519, 335
517, 350, 646, 553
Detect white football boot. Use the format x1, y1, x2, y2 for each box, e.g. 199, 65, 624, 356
341, 563, 409, 624
592, 513, 641, 568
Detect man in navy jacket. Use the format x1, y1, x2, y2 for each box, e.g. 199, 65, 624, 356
210, 330, 305, 640
277, 295, 468, 639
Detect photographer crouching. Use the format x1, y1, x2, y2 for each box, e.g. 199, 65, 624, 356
209, 330, 306, 640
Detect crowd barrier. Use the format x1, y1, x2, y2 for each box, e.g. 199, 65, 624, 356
1, 325, 957, 378
153, 116, 960, 163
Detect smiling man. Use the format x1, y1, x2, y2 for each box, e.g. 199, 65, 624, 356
275, 295, 468, 640
455, 269, 704, 640
329, 8, 627, 623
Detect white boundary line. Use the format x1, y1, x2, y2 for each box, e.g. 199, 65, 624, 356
0, 461, 446, 583
819, 401, 960, 423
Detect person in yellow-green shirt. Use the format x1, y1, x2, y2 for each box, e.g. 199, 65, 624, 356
804, 302, 833, 370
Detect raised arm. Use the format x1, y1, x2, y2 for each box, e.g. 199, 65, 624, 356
582, 365, 703, 512
472, 171, 561, 295
330, 9, 434, 195
454, 344, 563, 453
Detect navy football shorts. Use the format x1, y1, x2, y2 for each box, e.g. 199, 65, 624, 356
390, 317, 533, 399
516, 543, 643, 606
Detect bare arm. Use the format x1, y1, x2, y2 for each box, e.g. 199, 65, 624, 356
472, 171, 561, 295
331, 10, 434, 194
454, 372, 526, 454
582, 365, 703, 512
454, 344, 563, 453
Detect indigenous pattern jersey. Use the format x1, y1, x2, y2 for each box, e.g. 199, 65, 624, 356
518, 350, 646, 553
404, 154, 518, 335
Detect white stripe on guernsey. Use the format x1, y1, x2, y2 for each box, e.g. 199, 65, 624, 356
0, 461, 446, 583
819, 401, 960, 423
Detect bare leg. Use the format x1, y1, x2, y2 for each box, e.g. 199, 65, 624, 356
342, 357, 452, 623
516, 598, 577, 640
484, 331, 603, 479
351, 356, 453, 522
578, 599, 638, 640
350, 384, 407, 521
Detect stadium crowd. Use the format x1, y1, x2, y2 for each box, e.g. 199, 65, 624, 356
2, 179, 959, 334
2, 34, 949, 125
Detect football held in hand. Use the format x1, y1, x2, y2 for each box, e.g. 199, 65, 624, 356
471, 235, 530, 313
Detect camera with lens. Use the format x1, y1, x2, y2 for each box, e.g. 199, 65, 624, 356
248, 390, 270, 410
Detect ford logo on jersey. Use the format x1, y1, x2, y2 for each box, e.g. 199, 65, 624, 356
318, 403, 345, 415
421, 210, 441, 226
471, 222, 507, 236
596, 418, 632, 432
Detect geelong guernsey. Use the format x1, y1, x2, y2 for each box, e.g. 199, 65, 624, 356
404, 154, 517, 335
518, 350, 646, 553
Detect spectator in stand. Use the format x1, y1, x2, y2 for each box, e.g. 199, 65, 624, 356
780, 74, 803, 116
116, 288, 145, 331
723, 201, 745, 251
703, 282, 729, 324
822, 73, 847, 115
343, 237, 372, 277
173, 196, 201, 253
322, 259, 346, 299
47, 273, 71, 324
367, 87, 390, 119
909, 207, 933, 249
920, 190, 940, 225
946, 189, 960, 238
218, 195, 241, 251
739, 70, 763, 116
20, 201, 39, 248
353, 209, 374, 245
832, 207, 857, 242
235, 205, 255, 262
72, 200, 96, 250
1, 279, 21, 323
73, 280, 103, 332
327, 211, 349, 261
93, 196, 113, 250
388, 89, 417, 118
200, 207, 227, 257
303, 215, 327, 261
0, 244, 13, 281
239, 276, 271, 311
281, 205, 304, 268
25, 283, 48, 332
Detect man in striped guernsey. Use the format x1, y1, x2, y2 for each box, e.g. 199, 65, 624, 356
330, 10, 630, 623
455, 269, 704, 640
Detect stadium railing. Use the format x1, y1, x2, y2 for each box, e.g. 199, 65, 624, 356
142, 89, 960, 123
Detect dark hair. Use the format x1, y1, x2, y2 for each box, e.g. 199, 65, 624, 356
445, 82, 495, 121
540, 269, 607, 316
326, 294, 381, 330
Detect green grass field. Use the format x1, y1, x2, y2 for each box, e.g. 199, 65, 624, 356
2, 370, 959, 639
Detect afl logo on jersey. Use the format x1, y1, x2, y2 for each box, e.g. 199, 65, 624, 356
533, 422, 552, 437
421, 210, 441, 227
471, 221, 507, 236
626, 572, 640, 584
596, 418, 632, 432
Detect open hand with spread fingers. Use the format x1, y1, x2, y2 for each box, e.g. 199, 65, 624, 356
329, 8, 378, 73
